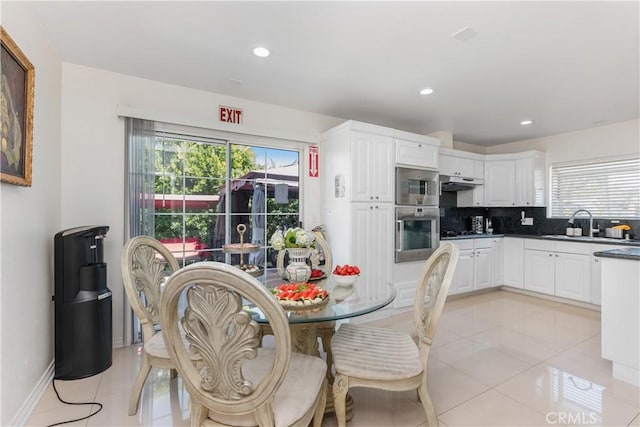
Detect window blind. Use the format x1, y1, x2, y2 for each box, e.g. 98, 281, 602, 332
550, 157, 640, 218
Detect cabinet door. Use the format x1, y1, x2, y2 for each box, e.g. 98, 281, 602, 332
474, 160, 484, 180
350, 132, 373, 202
371, 134, 394, 202
491, 238, 504, 286
524, 250, 555, 295
439, 154, 457, 176
485, 160, 516, 206
456, 157, 475, 178
555, 252, 591, 302
515, 158, 534, 206
474, 248, 492, 289
396, 139, 438, 170
458, 185, 484, 207
452, 249, 475, 294
350, 204, 373, 274
503, 238, 524, 288
371, 204, 393, 292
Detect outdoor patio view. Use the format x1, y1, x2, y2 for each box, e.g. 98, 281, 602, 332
152, 134, 301, 270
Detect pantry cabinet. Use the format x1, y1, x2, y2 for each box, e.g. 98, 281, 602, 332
351, 203, 393, 298
351, 131, 394, 203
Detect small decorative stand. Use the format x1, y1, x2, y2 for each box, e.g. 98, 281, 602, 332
222, 224, 261, 275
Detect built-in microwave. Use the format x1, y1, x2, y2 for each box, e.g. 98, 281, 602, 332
395, 167, 439, 206
395, 206, 440, 263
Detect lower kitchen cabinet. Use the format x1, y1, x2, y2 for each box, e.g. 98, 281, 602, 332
503, 237, 524, 288
524, 249, 556, 295
445, 238, 497, 295
524, 239, 591, 302
491, 237, 504, 285
590, 243, 629, 305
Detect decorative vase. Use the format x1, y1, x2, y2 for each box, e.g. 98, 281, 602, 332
285, 247, 312, 283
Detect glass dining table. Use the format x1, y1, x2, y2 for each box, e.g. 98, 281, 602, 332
247, 273, 397, 417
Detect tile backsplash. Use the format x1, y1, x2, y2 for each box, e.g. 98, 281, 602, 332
441, 204, 640, 239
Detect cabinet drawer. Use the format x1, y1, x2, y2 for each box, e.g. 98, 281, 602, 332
474, 238, 493, 249
524, 238, 555, 251
450, 239, 474, 251
554, 241, 592, 255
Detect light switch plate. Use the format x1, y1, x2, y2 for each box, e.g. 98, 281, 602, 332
522, 217, 534, 226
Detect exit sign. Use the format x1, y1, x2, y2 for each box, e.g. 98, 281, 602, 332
219, 106, 243, 124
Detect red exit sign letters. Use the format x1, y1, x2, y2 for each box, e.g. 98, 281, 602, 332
219, 106, 243, 124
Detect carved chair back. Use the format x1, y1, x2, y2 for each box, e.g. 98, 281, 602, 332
160, 262, 292, 417
410, 242, 459, 363
121, 236, 180, 342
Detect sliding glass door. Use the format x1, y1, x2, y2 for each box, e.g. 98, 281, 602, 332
126, 120, 301, 342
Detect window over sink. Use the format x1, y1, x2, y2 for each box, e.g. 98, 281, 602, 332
550, 156, 640, 219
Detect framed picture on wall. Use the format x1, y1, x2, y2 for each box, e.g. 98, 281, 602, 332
1, 26, 34, 186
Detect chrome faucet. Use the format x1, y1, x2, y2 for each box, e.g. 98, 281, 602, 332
568, 209, 595, 237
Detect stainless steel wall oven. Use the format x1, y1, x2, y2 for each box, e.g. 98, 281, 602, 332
395, 206, 440, 263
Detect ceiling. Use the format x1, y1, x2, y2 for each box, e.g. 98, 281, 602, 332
30, 1, 639, 146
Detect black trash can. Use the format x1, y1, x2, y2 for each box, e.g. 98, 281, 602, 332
54, 226, 112, 380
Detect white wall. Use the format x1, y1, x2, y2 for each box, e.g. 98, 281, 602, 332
60, 63, 342, 348
0, 2, 62, 425
486, 119, 640, 162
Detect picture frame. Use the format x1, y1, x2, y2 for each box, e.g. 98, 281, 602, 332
1, 26, 34, 186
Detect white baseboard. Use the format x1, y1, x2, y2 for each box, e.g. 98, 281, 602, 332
9, 360, 54, 427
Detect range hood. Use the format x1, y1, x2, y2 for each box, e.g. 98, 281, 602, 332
440, 175, 484, 192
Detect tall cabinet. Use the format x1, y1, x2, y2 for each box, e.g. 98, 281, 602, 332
321, 121, 395, 301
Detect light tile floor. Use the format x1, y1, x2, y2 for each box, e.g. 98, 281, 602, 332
27, 290, 640, 427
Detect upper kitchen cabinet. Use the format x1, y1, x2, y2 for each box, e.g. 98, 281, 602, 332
439, 148, 483, 179
394, 131, 439, 170
321, 121, 395, 203
484, 151, 545, 207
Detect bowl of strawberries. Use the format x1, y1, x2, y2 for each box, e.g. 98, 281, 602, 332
332, 264, 360, 286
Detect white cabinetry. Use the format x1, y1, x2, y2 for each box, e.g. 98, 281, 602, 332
523, 239, 591, 302
484, 151, 545, 207
503, 237, 524, 288
439, 148, 483, 178
351, 130, 394, 203
491, 237, 504, 286
445, 238, 497, 294
351, 203, 393, 298
484, 160, 516, 206
321, 121, 412, 305
439, 148, 486, 208
395, 137, 439, 170
590, 243, 628, 305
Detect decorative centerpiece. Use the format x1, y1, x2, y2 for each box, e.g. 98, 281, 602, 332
270, 227, 316, 283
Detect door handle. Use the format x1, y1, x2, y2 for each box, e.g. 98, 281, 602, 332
396, 220, 404, 252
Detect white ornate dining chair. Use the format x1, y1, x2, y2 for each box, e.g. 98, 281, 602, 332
121, 236, 180, 415
330, 243, 459, 427
160, 261, 328, 427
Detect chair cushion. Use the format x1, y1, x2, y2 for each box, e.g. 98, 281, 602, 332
331, 323, 423, 380
144, 331, 169, 359
206, 348, 326, 427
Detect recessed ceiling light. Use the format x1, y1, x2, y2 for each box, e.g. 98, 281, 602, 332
520, 120, 534, 125
253, 46, 270, 58
419, 88, 434, 95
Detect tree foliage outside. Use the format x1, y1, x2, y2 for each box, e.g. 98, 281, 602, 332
153, 139, 257, 242
151, 137, 301, 264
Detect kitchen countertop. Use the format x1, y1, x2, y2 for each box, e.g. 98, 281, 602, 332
441, 233, 504, 240
593, 247, 640, 260
441, 233, 640, 247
